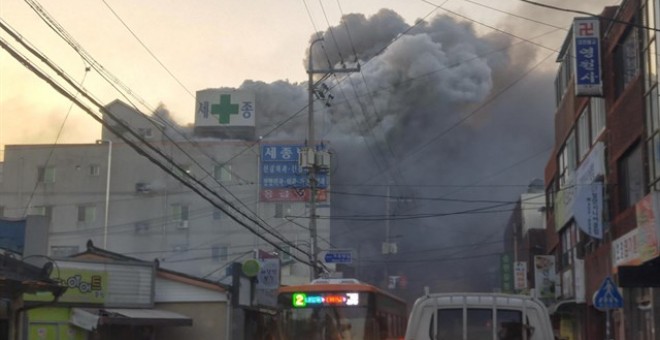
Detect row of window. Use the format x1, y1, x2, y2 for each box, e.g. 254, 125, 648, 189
34, 164, 233, 184
556, 98, 606, 189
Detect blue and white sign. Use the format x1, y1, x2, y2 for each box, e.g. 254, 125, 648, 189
573, 17, 603, 96
260, 144, 328, 189
323, 249, 353, 264
593, 276, 624, 310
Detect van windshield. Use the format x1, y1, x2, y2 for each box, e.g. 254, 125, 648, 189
431, 308, 529, 340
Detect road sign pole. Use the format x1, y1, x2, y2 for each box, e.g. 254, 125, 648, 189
605, 309, 610, 340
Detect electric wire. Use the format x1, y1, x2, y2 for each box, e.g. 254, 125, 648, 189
0, 29, 315, 268
18, 1, 296, 250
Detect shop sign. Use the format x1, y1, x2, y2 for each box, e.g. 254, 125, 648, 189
25, 268, 107, 304
636, 193, 660, 262
514, 261, 527, 290
573, 17, 603, 96
533, 255, 557, 302
612, 228, 640, 273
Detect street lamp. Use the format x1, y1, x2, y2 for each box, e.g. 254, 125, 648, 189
96, 139, 112, 249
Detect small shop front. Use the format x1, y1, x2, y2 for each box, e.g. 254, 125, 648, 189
23, 259, 192, 340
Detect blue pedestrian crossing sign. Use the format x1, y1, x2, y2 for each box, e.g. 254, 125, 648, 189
593, 276, 623, 311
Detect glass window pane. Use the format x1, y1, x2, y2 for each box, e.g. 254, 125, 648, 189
654, 134, 660, 182
578, 108, 590, 160
467, 308, 492, 339
434, 309, 462, 339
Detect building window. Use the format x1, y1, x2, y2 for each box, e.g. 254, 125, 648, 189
618, 143, 644, 209
555, 40, 573, 105
173, 244, 188, 253
546, 179, 556, 212
615, 26, 641, 96
558, 131, 576, 188
213, 164, 232, 182
560, 223, 582, 269
577, 107, 590, 160
280, 245, 292, 262
89, 164, 100, 176
211, 245, 228, 262
37, 166, 56, 183
274, 203, 291, 218
137, 127, 153, 139
213, 208, 224, 220
174, 164, 192, 178
171, 204, 189, 221
50, 245, 79, 258
31, 205, 53, 223
135, 222, 149, 234
643, 0, 660, 190
77, 205, 96, 223
590, 97, 606, 143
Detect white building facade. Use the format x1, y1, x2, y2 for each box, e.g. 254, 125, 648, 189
0, 98, 331, 285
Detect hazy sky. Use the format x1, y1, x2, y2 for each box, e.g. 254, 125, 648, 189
0, 0, 607, 157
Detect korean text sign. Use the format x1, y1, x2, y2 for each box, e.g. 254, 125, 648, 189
573, 17, 603, 96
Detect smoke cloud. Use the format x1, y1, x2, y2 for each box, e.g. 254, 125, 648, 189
230, 4, 602, 301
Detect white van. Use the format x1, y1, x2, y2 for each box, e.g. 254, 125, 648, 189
405, 292, 555, 340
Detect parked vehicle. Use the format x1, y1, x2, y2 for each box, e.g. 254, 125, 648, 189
405, 292, 554, 340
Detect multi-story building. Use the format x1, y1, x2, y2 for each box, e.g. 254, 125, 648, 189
0, 94, 332, 286
546, 1, 660, 339
502, 179, 548, 297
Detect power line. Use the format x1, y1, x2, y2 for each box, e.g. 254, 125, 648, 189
22, 63, 90, 216
0, 29, 315, 269
100, 0, 195, 98
521, 0, 660, 32
14, 1, 300, 255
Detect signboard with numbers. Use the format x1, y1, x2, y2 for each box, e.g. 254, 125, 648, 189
195, 89, 255, 127
573, 17, 603, 96
260, 144, 328, 202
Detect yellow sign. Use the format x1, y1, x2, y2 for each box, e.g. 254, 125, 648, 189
25, 268, 107, 304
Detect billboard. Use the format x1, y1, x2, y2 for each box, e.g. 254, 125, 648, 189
573, 17, 603, 96
195, 89, 255, 127
260, 144, 328, 202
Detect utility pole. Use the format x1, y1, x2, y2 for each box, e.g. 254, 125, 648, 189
303, 37, 359, 280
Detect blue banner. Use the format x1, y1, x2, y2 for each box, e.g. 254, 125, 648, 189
260, 144, 328, 189
0, 219, 26, 254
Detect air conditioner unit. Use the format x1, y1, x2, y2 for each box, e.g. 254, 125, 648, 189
135, 182, 151, 194
177, 220, 189, 230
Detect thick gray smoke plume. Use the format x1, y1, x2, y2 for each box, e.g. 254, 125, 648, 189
220, 4, 603, 302
227, 9, 545, 301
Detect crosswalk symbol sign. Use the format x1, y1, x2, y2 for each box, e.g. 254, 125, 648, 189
593, 276, 623, 311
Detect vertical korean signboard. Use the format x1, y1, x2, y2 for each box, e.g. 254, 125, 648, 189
573, 17, 603, 96
260, 144, 328, 202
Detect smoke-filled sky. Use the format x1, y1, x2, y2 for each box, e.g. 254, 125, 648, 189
1, 0, 609, 298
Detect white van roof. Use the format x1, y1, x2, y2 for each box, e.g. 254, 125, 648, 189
412, 292, 548, 310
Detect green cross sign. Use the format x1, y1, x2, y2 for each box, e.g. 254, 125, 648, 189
211, 94, 238, 124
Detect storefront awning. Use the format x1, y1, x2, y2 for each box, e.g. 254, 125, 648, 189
71, 307, 192, 330
101, 308, 193, 327
547, 299, 576, 315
